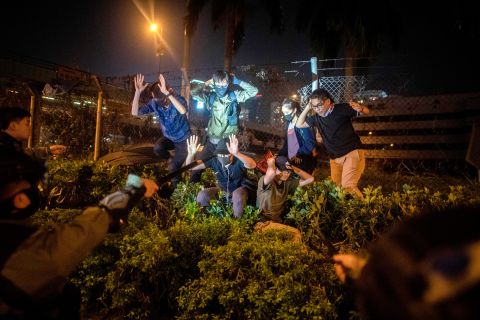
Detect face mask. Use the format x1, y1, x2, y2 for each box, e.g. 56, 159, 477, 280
283, 113, 294, 122
217, 155, 231, 167
0, 186, 40, 220
214, 85, 228, 97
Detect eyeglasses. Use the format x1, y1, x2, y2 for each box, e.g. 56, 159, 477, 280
311, 102, 324, 109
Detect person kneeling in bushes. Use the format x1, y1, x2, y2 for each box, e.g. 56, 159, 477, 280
256, 155, 313, 223
186, 134, 256, 218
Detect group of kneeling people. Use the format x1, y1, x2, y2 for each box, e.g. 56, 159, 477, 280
131, 70, 370, 223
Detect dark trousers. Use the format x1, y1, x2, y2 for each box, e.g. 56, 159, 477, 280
297, 154, 317, 175
189, 139, 217, 183
196, 186, 248, 218
154, 137, 189, 187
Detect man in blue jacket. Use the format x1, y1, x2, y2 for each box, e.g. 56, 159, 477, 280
131, 73, 191, 187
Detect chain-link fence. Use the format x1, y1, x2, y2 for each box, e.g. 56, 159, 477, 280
2, 54, 480, 181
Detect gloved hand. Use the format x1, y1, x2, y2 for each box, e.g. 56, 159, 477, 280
99, 176, 158, 232
100, 185, 146, 232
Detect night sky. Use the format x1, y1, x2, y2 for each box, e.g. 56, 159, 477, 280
2, 1, 311, 78
2, 0, 480, 91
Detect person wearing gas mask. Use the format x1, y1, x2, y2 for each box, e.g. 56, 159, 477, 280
185, 134, 256, 218
278, 98, 317, 174
256, 156, 313, 223
131, 73, 191, 187
0, 152, 158, 319
189, 70, 258, 183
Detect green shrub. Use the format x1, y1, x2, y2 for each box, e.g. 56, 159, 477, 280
32, 160, 480, 319
177, 229, 343, 320
171, 182, 204, 221
101, 211, 175, 319
67, 213, 240, 318
285, 181, 480, 251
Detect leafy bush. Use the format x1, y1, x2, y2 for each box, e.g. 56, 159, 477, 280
45, 160, 171, 215
41, 106, 96, 158
285, 180, 480, 251
68, 212, 240, 319
171, 181, 204, 221
30, 160, 480, 319
100, 211, 175, 319
177, 229, 343, 320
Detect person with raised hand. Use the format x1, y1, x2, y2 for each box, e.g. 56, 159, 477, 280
131, 73, 191, 187
186, 134, 256, 218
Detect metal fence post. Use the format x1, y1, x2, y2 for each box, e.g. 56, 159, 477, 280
24, 83, 36, 148
311, 57, 318, 91
92, 75, 103, 161
181, 25, 191, 105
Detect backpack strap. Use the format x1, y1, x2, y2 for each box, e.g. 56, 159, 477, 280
226, 91, 239, 126
207, 92, 216, 112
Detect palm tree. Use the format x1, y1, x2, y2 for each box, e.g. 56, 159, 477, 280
184, 0, 284, 72
296, 0, 400, 96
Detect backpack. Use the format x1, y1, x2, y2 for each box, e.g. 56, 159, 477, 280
207, 90, 239, 126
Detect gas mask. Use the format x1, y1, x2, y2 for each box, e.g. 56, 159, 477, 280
217, 154, 231, 167
0, 153, 47, 220
0, 183, 41, 220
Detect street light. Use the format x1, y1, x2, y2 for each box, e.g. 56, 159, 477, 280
149, 23, 158, 32
150, 22, 164, 73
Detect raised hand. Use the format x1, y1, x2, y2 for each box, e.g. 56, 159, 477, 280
285, 161, 293, 171
349, 100, 363, 112
267, 157, 276, 168
205, 78, 213, 87
226, 134, 239, 156
305, 100, 313, 111
49, 144, 67, 155
290, 156, 302, 165
134, 74, 148, 92
158, 74, 169, 95
187, 135, 200, 155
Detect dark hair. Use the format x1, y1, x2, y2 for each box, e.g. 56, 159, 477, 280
275, 156, 290, 172
281, 98, 301, 116
149, 82, 162, 99
190, 81, 205, 97
212, 71, 229, 84
309, 89, 334, 103
0, 107, 31, 130
356, 206, 480, 320
149, 81, 174, 101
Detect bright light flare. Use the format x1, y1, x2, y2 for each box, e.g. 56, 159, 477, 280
150, 23, 158, 32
